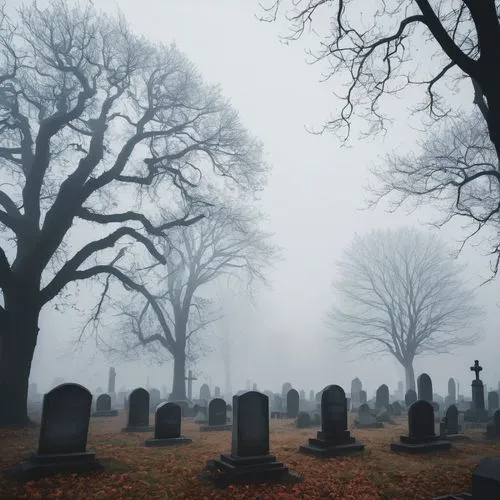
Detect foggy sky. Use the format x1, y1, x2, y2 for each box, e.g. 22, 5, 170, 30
30, 0, 500, 400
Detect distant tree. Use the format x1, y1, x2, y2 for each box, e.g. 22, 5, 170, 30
261, 1, 500, 160
107, 204, 278, 400
327, 228, 481, 391
369, 110, 500, 277
0, 1, 266, 426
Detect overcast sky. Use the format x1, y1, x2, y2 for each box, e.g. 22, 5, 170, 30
29, 0, 500, 400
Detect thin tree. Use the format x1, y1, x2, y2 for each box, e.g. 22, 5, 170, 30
107, 204, 277, 400
369, 110, 500, 277
327, 228, 481, 391
0, 1, 266, 425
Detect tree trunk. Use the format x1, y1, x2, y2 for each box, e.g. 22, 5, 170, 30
0, 294, 40, 427
170, 348, 187, 400
403, 361, 416, 393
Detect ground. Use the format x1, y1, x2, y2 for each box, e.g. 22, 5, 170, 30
0, 411, 497, 499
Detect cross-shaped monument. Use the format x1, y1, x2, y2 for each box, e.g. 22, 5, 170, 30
470, 360, 483, 381
185, 369, 197, 401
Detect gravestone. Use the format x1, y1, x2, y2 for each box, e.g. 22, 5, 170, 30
472, 458, 500, 500
488, 391, 499, 413
107, 367, 116, 394
281, 382, 292, 399
144, 403, 191, 446
149, 388, 161, 411
92, 393, 119, 417
299, 389, 306, 401
448, 378, 456, 404
391, 400, 452, 453
200, 398, 232, 432
214, 386, 221, 398
286, 389, 299, 418
359, 390, 367, 405
417, 374, 433, 402
122, 388, 153, 432
439, 404, 467, 441
464, 360, 489, 423
296, 411, 313, 428
6, 383, 103, 480
392, 401, 402, 416
299, 385, 364, 457
199, 383, 211, 403
405, 389, 417, 406
350, 378, 362, 410
375, 384, 389, 410
485, 410, 500, 440
202, 392, 301, 487
355, 403, 383, 429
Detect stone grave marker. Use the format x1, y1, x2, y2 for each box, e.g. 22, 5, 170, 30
296, 411, 313, 428
201, 392, 301, 487
149, 388, 161, 411
375, 384, 389, 410
417, 374, 433, 402
464, 360, 489, 423
355, 403, 383, 429
439, 404, 468, 441
391, 400, 452, 453
485, 409, 500, 440
92, 393, 119, 417
405, 389, 417, 406
286, 389, 299, 419
299, 385, 364, 457
6, 383, 103, 480
488, 391, 499, 413
392, 401, 402, 416
144, 402, 191, 446
200, 398, 232, 432
122, 387, 153, 432
359, 390, 367, 405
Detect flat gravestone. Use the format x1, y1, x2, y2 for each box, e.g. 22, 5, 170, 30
391, 400, 451, 453
405, 389, 417, 406
200, 398, 232, 432
92, 393, 118, 417
417, 374, 433, 402
6, 383, 103, 481
122, 387, 153, 432
202, 391, 301, 487
286, 389, 299, 419
299, 385, 364, 457
144, 403, 191, 447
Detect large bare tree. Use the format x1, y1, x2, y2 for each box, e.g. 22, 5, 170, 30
0, 1, 266, 425
106, 204, 277, 401
328, 228, 481, 391
370, 110, 500, 276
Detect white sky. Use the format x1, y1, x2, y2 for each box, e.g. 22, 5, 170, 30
29, 0, 500, 400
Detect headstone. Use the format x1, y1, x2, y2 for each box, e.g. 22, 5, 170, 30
405, 389, 417, 406
214, 386, 221, 398
375, 384, 389, 410
107, 367, 116, 394
417, 374, 433, 402
391, 400, 452, 453
199, 383, 211, 403
144, 402, 192, 446
350, 378, 362, 410
281, 382, 292, 399
6, 383, 103, 480
149, 388, 161, 411
464, 360, 489, 422
200, 398, 232, 432
296, 411, 313, 428
202, 392, 300, 487
286, 389, 299, 419
355, 403, 383, 429
488, 391, 499, 413
359, 390, 367, 405
485, 410, 500, 440
273, 395, 283, 415
92, 393, 119, 417
448, 378, 456, 404
392, 401, 402, 416
122, 387, 153, 432
472, 457, 500, 499
299, 385, 364, 457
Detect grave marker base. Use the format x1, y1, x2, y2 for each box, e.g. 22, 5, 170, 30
201, 453, 302, 488
121, 425, 154, 433
144, 436, 192, 447
441, 433, 469, 441
199, 424, 232, 432
92, 409, 119, 417
390, 439, 451, 454
299, 440, 365, 457
5, 451, 103, 482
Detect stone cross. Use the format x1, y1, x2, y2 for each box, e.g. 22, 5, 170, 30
185, 370, 197, 401
470, 360, 483, 381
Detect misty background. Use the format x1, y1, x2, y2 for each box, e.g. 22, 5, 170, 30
29, 0, 499, 399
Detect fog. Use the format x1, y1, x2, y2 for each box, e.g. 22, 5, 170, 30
29, 0, 500, 401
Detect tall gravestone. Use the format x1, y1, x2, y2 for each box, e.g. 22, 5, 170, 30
107, 367, 116, 394
417, 374, 433, 403
202, 392, 300, 487
200, 398, 232, 432
199, 383, 211, 402
391, 400, 451, 453
375, 384, 389, 410
286, 389, 299, 419
350, 378, 362, 410
92, 393, 119, 417
448, 378, 456, 404
299, 385, 364, 457
465, 360, 489, 423
122, 387, 153, 432
144, 402, 192, 446
6, 383, 103, 480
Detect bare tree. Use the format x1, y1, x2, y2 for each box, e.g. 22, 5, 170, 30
261, 1, 499, 155
369, 110, 500, 277
0, 1, 266, 426
327, 228, 481, 391
106, 204, 278, 401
